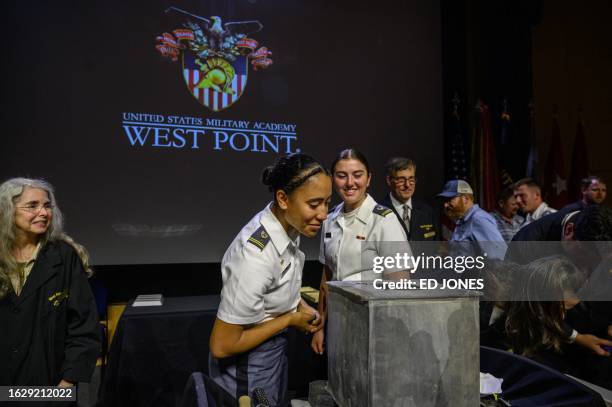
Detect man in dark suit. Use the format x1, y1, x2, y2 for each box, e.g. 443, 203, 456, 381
562, 175, 607, 213
379, 157, 439, 241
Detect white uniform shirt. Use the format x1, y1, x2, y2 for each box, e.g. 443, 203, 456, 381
217, 203, 304, 325
524, 202, 557, 226
389, 193, 412, 218
319, 194, 411, 281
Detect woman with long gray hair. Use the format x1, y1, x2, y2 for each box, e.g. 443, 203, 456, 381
0, 178, 100, 388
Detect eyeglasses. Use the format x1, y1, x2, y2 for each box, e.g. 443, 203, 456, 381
391, 176, 417, 185
17, 203, 54, 214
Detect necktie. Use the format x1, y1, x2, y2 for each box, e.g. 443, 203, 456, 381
402, 204, 411, 231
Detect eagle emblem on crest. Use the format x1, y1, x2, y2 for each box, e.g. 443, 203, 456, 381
156, 7, 273, 112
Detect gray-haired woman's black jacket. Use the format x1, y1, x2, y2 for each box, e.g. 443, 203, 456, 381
0, 240, 100, 385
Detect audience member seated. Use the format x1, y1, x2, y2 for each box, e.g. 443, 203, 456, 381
513, 178, 557, 227
562, 175, 607, 212
490, 187, 524, 241
484, 257, 612, 390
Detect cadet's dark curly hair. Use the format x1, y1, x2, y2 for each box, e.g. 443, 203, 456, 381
504, 256, 586, 356
261, 153, 329, 197
573, 204, 612, 241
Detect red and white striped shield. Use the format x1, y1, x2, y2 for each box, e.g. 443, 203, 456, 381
182, 52, 248, 112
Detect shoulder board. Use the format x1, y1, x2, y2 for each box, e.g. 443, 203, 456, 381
247, 225, 271, 251
372, 205, 393, 217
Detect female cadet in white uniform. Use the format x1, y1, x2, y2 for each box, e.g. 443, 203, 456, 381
209, 153, 332, 406
311, 148, 411, 354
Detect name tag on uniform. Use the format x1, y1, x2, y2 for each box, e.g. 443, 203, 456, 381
356, 235, 366, 240
325, 232, 331, 238
424, 231, 436, 238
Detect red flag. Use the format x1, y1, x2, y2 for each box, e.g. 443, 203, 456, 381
568, 111, 589, 202
475, 102, 500, 212
543, 111, 568, 208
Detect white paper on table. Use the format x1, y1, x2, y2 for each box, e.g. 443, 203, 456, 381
480, 372, 503, 395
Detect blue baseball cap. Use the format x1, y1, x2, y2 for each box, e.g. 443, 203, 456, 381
437, 180, 474, 198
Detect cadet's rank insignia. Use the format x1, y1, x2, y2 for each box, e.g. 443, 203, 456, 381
373, 205, 393, 217
248, 225, 271, 251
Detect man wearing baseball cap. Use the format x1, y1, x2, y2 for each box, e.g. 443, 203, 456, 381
438, 180, 506, 259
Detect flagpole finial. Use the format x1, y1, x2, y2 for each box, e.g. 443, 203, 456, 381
528, 100, 535, 118
452, 92, 460, 105
475, 98, 487, 113
452, 92, 461, 117
501, 98, 511, 121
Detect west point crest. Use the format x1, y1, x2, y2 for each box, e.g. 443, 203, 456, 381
156, 7, 273, 112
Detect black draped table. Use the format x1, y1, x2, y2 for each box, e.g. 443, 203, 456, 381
98, 296, 220, 407
97, 295, 324, 407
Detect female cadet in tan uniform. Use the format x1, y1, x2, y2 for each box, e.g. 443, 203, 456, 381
209, 153, 332, 405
